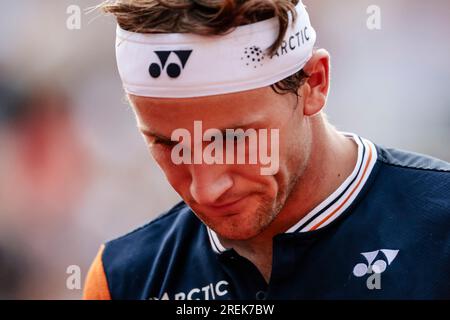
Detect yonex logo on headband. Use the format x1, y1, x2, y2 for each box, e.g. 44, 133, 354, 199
149, 50, 193, 79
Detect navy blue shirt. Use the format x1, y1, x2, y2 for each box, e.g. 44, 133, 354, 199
99, 135, 450, 299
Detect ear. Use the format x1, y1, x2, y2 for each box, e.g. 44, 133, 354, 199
301, 49, 330, 116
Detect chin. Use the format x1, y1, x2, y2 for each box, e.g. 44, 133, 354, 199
213, 222, 263, 241
203, 204, 277, 241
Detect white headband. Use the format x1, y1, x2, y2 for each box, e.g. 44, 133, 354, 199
116, 1, 316, 98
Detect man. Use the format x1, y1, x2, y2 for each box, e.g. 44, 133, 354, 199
84, 0, 450, 299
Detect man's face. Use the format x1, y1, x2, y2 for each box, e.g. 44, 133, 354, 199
130, 86, 312, 240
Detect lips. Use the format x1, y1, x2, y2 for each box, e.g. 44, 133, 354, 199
211, 197, 244, 209
201, 197, 247, 216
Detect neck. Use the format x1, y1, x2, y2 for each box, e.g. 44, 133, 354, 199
219, 114, 358, 282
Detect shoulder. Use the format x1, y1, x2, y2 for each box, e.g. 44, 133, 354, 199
104, 201, 195, 254
375, 146, 450, 192
372, 145, 450, 216
377, 146, 450, 173
100, 201, 204, 299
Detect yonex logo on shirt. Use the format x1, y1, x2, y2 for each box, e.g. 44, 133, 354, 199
353, 249, 399, 277
352, 249, 399, 290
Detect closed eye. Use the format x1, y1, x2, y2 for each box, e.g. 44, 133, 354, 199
151, 137, 178, 148
140, 129, 177, 148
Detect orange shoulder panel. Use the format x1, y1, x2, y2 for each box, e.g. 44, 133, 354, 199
83, 244, 112, 300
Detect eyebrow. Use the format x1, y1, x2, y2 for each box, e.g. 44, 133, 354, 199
205, 125, 262, 140
139, 119, 267, 141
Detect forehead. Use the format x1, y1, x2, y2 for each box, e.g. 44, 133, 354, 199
129, 86, 295, 131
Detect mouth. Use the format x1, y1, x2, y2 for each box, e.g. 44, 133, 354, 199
202, 197, 248, 216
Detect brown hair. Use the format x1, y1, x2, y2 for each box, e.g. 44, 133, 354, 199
102, 0, 309, 96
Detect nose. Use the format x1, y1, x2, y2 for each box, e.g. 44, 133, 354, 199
189, 163, 233, 206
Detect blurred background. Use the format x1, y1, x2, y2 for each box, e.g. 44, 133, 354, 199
0, 0, 448, 299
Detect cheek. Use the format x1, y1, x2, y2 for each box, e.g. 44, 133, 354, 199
149, 146, 172, 164
280, 116, 309, 167
232, 165, 280, 199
